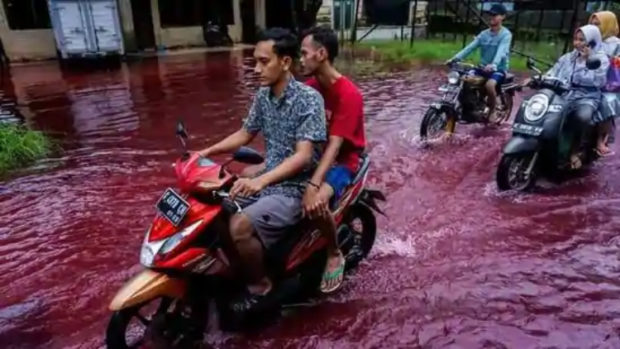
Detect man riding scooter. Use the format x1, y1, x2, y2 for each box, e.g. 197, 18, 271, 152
545, 24, 610, 169
197, 28, 326, 313
446, 3, 512, 123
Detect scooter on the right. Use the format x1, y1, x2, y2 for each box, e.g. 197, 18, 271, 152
496, 57, 603, 191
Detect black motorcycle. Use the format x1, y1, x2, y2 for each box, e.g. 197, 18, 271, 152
420, 62, 520, 140
496, 57, 602, 191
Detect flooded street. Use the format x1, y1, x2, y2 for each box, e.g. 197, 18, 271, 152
1, 50, 620, 349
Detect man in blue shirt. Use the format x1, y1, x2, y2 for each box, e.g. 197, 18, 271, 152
198, 28, 326, 313
448, 4, 512, 123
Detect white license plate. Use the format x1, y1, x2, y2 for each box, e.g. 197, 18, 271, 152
513, 123, 543, 136
155, 188, 190, 226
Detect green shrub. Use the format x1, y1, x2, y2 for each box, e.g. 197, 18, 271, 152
0, 124, 52, 173
357, 39, 562, 71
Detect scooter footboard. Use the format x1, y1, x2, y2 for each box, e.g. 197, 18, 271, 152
109, 270, 187, 311
503, 136, 540, 155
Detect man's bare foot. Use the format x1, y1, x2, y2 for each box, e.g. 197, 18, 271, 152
439, 132, 453, 142
570, 153, 583, 170
488, 110, 500, 124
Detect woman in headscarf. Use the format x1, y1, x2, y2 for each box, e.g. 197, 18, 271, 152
590, 11, 620, 156
546, 24, 610, 168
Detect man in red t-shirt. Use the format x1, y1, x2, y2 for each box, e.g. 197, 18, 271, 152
300, 26, 366, 293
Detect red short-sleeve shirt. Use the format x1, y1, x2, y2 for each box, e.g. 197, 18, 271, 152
306, 76, 366, 172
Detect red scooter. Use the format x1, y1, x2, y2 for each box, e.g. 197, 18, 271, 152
105, 122, 385, 348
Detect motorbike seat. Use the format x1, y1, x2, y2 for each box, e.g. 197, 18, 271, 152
351, 153, 370, 185
265, 154, 371, 274
264, 154, 371, 275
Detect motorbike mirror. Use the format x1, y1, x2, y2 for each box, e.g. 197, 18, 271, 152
586, 57, 601, 70
233, 146, 264, 165
176, 120, 189, 139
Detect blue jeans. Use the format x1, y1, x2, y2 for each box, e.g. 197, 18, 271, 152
325, 165, 354, 207
471, 68, 506, 84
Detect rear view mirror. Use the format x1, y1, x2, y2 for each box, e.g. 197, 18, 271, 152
233, 146, 264, 165
176, 120, 188, 139
586, 58, 601, 70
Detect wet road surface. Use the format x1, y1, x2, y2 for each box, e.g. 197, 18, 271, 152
1, 51, 620, 348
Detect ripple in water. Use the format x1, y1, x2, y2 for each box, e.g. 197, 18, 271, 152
1, 51, 620, 348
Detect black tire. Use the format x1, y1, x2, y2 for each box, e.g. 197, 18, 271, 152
106, 298, 174, 349
339, 204, 377, 270
420, 108, 452, 140
496, 153, 537, 191
498, 92, 514, 123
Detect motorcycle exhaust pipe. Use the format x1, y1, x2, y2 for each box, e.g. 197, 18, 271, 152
109, 270, 187, 311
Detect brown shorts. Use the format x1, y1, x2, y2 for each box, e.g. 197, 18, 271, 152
240, 195, 302, 249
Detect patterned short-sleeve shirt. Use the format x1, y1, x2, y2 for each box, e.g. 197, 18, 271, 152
243, 77, 327, 198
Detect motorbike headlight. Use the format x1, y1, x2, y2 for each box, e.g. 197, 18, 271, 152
159, 219, 203, 255
140, 245, 155, 266
524, 94, 549, 122
447, 71, 460, 85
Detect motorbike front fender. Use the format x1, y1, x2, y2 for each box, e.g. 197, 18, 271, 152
502, 136, 540, 155
109, 270, 187, 311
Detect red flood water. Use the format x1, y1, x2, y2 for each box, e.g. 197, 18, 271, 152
1, 49, 620, 349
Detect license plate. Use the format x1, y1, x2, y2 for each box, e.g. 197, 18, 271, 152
156, 188, 190, 226
513, 123, 543, 136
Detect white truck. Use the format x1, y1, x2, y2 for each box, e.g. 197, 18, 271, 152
48, 0, 124, 59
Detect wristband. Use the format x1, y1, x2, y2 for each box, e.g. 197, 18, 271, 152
307, 181, 320, 189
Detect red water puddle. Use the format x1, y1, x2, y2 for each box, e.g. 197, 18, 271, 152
1, 51, 620, 348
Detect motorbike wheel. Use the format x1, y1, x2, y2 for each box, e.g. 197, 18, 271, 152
106, 297, 175, 349
420, 108, 454, 141
498, 92, 514, 123
339, 204, 377, 270
496, 153, 537, 191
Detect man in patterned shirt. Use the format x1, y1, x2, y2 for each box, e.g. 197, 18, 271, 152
198, 28, 326, 312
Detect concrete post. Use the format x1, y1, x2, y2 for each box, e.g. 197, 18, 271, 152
0, 0, 10, 30
117, 0, 137, 52
150, 0, 163, 49
255, 0, 266, 29
231, 0, 242, 42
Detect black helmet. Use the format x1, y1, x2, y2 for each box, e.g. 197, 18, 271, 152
485, 4, 507, 16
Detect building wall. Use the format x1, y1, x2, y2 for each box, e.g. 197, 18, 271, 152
0, 0, 244, 61
160, 27, 205, 48
0, 1, 57, 61
149, 0, 242, 49
0, 29, 57, 61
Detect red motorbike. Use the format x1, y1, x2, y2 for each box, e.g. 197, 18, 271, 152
105, 122, 385, 348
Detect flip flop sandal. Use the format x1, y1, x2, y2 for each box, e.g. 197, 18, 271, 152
320, 257, 346, 294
